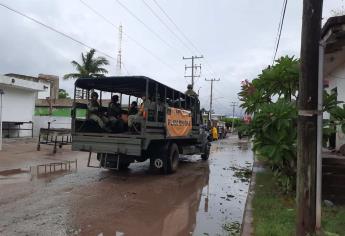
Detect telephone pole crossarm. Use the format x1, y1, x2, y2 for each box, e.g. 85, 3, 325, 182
183, 55, 204, 89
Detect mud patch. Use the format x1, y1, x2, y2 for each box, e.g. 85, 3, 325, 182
222, 221, 241, 235
0, 169, 29, 176
231, 166, 252, 182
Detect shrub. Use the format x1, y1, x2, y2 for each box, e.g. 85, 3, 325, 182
250, 100, 297, 194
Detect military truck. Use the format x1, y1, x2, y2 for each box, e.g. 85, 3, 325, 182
71, 76, 211, 174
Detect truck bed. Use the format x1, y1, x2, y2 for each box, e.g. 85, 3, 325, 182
72, 132, 143, 156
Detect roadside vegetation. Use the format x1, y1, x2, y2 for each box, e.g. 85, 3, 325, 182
239, 55, 345, 193
253, 171, 345, 236
238, 55, 345, 234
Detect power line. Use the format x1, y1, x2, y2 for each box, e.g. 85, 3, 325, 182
79, 0, 180, 74
151, 0, 200, 54
113, 0, 183, 55
121, 62, 130, 75
0, 2, 116, 60
142, 0, 194, 54
151, 0, 218, 78
272, 0, 288, 65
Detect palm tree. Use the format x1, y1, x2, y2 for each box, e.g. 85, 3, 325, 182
64, 49, 109, 80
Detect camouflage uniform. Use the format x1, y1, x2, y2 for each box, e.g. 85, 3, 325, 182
87, 100, 106, 129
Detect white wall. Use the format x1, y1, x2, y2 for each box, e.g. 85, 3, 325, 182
33, 116, 71, 137
37, 81, 51, 99
325, 62, 345, 149
1, 86, 36, 122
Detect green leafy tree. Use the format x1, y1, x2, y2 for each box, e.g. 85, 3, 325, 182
63, 49, 109, 80
58, 89, 69, 99
259, 56, 299, 100
238, 79, 271, 114
238, 56, 299, 193
250, 100, 297, 193
238, 56, 299, 115
238, 55, 345, 194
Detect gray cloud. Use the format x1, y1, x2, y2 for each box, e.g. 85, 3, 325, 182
0, 0, 342, 115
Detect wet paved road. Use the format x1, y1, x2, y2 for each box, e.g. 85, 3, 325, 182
0, 136, 253, 236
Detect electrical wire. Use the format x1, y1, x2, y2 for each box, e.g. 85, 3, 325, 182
79, 0, 181, 75
151, 0, 200, 54
113, 0, 183, 55
0, 2, 116, 60
151, 0, 218, 77
272, 0, 288, 65
121, 63, 130, 75
142, 0, 194, 54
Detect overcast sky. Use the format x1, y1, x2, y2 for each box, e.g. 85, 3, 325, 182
0, 0, 343, 116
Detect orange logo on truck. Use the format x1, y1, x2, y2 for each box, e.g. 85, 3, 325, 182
166, 107, 192, 137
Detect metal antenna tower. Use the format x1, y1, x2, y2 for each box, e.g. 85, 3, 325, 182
116, 24, 123, 76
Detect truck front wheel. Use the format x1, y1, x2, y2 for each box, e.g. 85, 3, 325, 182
201, 142, 211, 160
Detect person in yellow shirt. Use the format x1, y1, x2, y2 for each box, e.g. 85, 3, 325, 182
212, 126, 218, 141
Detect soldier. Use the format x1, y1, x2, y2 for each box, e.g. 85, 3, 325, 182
128, 101, 138, 116
185, 84, 198, 97
128, 96, 150, 130
87, 92, 107, 130
108, 95, 122, 120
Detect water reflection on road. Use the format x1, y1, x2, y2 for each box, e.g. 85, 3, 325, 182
0, 136, 253, 236
193, 136, 253, 235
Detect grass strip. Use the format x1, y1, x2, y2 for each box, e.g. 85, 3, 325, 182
252, 170, 345, 236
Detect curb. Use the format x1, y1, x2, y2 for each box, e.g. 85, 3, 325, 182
240, 162, 257, 236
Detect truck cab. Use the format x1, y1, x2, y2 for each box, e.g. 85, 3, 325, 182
71, 76, 211, 174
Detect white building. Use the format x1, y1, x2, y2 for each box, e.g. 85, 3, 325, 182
322, 15, 345, 149
5, 73, 59, 100
0, 75, 45, 137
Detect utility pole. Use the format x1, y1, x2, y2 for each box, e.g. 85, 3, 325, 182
183, 55, 203, 89
297, 0, 323, 235
230, 102, 237, 132
205, 78, 220, 120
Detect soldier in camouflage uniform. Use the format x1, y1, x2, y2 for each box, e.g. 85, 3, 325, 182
87, 92, 107, 130
185, 84, 198, 97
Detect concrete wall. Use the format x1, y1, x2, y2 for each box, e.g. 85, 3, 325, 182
37, 81, 51, 99
1, 87, 37, 138
33, 116, 71, 137
1, 86, 36, 123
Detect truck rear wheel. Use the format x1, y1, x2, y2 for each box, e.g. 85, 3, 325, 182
167, 143, 179, 174
150, 143, 179, 174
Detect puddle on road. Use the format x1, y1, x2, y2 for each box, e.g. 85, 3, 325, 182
193, 137, 253, 236
0, 137, 253, 236
68, 137, 253, 236
0, 168, 31, 185
0, 160, 78, 185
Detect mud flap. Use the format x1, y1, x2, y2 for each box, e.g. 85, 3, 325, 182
87, 152, 121, 170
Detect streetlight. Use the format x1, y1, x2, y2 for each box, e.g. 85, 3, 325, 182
0, 89, 4, 151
